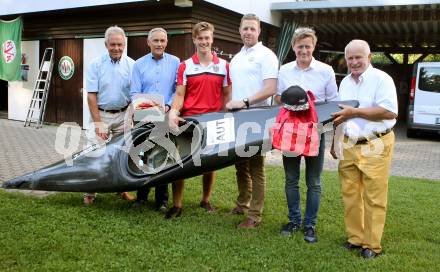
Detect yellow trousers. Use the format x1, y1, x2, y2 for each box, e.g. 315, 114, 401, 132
338, 132, 395, 253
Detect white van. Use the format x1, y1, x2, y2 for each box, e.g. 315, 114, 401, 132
407, 62, 440, 137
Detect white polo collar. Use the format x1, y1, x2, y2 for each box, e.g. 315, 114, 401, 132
349, 64, 373, 83
241, 41, 263, 53
293, 57, 317, 71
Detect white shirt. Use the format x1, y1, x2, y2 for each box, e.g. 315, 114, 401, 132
338, 65, 398, 138
277, 58, 338, 103
230, 42, 279, 107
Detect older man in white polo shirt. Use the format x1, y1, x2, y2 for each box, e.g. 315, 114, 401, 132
275, 27, 338, 243
226, 14, 278, 229
331, 39, 398, 259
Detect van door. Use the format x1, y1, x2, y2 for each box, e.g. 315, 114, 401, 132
414, 62, 440, 126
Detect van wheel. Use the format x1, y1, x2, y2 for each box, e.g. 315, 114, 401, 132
406, 129, 417, 138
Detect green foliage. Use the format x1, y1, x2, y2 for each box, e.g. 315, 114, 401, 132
372, 53, 440, 65
421, 54, 440, 62
371, 53, 393, 65
1, 167, 439, 271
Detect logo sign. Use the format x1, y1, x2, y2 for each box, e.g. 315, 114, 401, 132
206, 117, 235, 146
2, 40, 16, 63
58, 56, 75, 80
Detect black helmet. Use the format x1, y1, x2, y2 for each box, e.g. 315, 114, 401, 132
281, 85, 309, 111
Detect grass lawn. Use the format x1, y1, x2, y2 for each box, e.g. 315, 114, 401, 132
1, 166, 439, 271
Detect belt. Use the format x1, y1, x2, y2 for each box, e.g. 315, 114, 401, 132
346, 128, 393, 145
98, 105, 128, 113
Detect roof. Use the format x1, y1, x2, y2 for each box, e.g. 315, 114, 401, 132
271, 0, 440, 53
0, 0, 149, 16
272, 0, 440, 10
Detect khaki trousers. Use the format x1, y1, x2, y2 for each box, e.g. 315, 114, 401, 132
93, 109, 132, 137
235, 156, 266, 223
338, 131, 395, 253
85, 109, 132, 198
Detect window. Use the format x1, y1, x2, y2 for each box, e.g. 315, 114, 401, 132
418, 67, 440, 93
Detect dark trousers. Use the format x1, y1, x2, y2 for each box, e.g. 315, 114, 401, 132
282, 134, 325, 227
137, 184, 169, 208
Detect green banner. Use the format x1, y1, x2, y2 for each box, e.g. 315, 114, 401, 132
0, 17, 23, 81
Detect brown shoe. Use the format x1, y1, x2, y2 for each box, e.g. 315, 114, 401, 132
200, 201, 215, 213
164, 206, 182, 219
229, 206, 245, 215
120, 192, 135, 201
238, 218, 260, 229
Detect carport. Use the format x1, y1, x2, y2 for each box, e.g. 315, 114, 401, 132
272, 0, 440, 120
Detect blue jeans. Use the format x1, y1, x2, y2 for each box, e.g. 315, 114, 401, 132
282, 134, 325, 227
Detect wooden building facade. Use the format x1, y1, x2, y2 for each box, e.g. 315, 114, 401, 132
1, 0, 279, 126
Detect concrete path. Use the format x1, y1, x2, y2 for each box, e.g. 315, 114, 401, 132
266, 124, 440, 180
0, 119, 87, 197
0, 119, 438, 198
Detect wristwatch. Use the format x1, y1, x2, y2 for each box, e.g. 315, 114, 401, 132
243, 98, 250, 108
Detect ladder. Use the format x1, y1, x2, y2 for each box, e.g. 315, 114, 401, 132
24, 47, 54, 128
